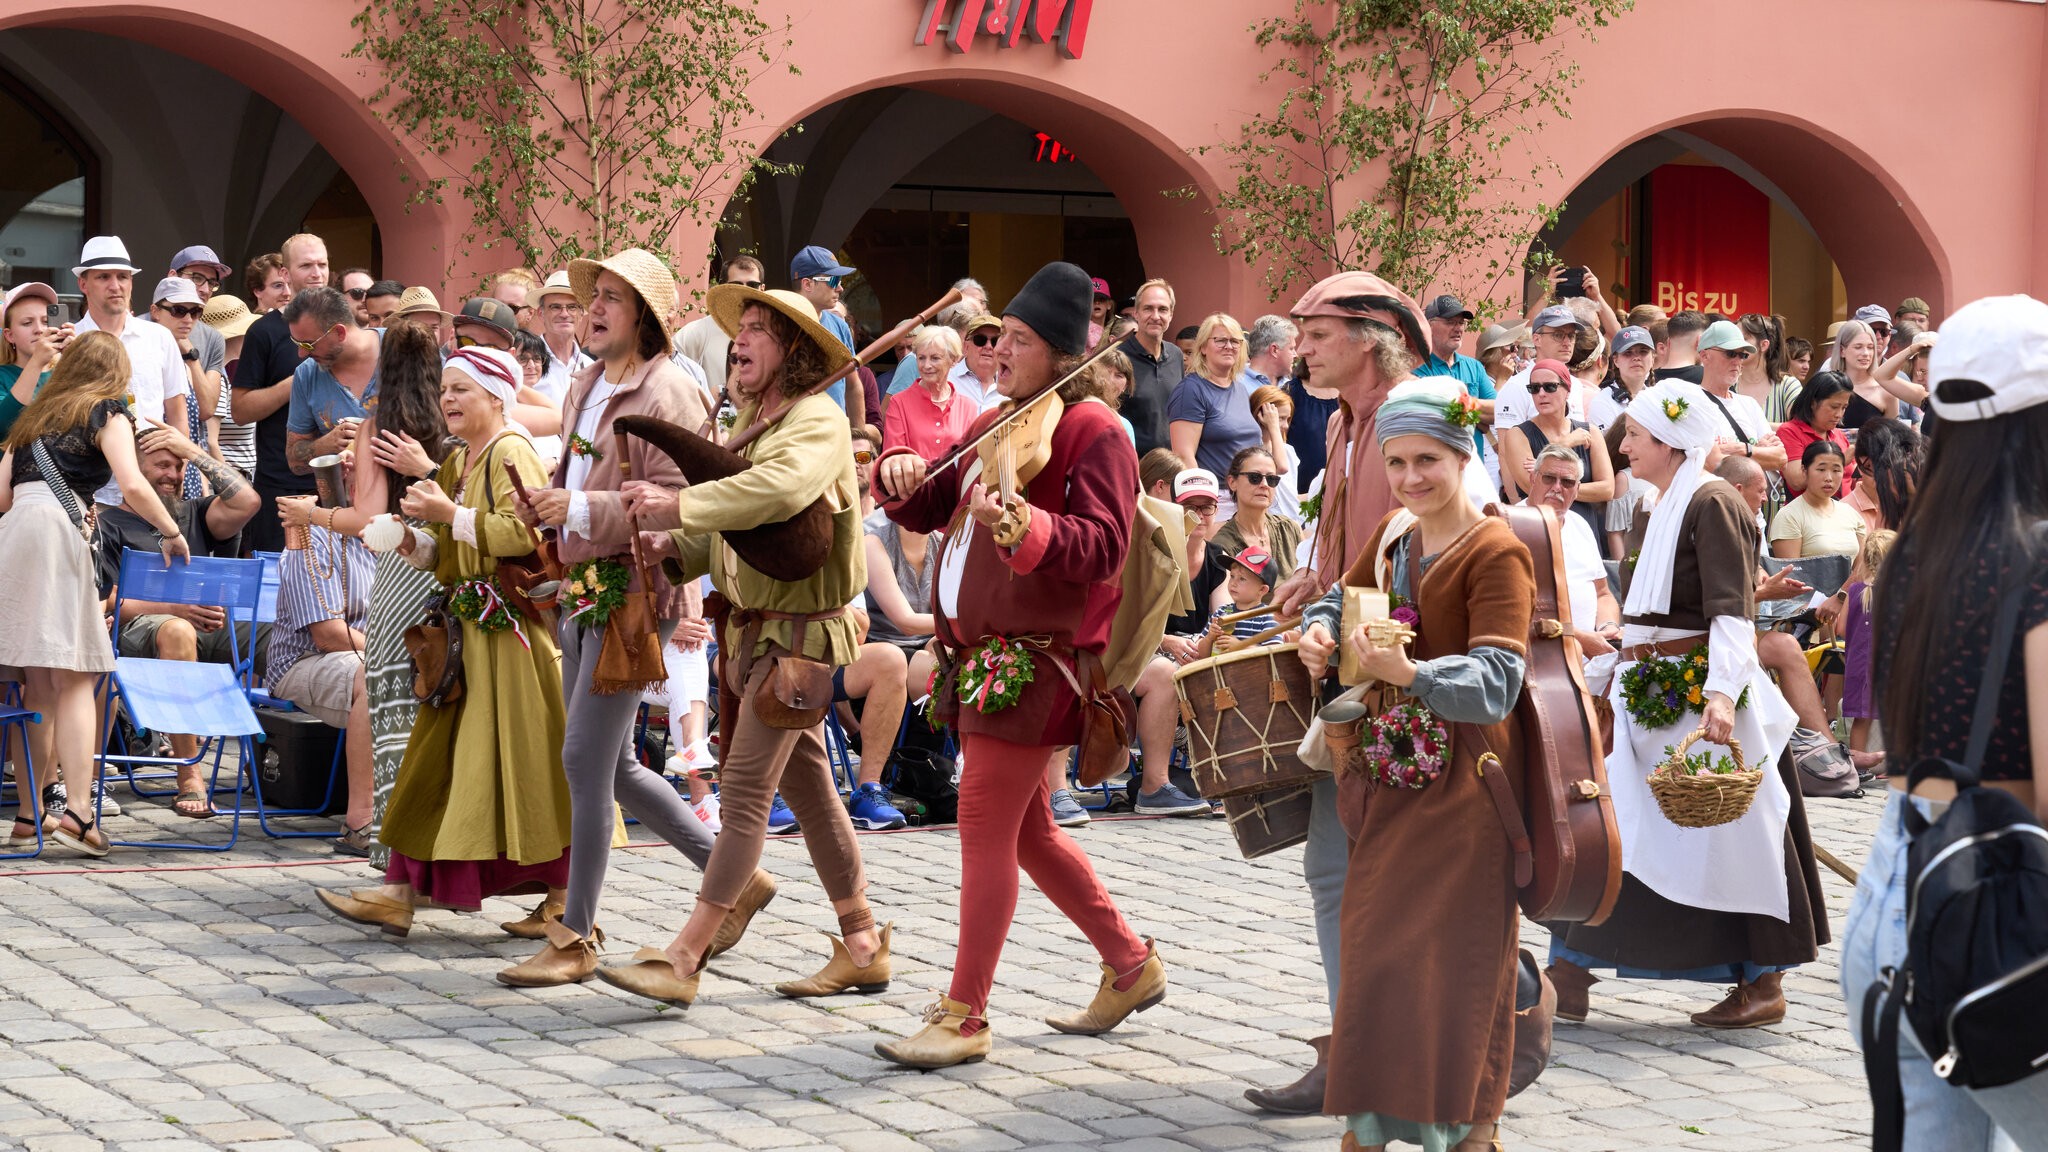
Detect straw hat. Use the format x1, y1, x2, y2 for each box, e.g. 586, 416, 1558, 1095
535, 269, 576, 303
706, 285, 853, 375
1476, 322, 1528, 355
567, 248, 677, 336
202, 293, 257, 340
394, 285, 450, 318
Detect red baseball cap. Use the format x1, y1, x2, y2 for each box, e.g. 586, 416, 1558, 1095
1090, 277, 1112, 300
1230, 546, 1277, 588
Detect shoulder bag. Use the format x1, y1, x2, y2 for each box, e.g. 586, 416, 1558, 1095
30, 437, 93, 541
403, 593, 465, 708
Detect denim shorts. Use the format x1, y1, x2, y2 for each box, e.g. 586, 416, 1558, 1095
1840, 790, 2048, 1152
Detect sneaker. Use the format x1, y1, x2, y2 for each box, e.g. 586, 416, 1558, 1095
1049, 788, 1091, 828
90, 777, 120, 818
1135, 782, 1210, 817
692, 795, 723, 834
767, 794, 800, 835
848, 783, 907, 831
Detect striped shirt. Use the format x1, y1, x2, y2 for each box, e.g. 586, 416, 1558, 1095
265, 525, 376, 691
1211, 604, 1281, 642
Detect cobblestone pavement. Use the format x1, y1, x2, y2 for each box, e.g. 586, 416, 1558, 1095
0, 782, 1884, 1152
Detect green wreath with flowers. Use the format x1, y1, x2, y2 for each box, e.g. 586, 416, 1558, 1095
957, 636, 1036, 714
562, 557, 629, 628
448, 576, 517, 634
1619, 642, 1750, 729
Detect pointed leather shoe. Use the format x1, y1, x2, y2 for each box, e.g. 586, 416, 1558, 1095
1545, 958, 1598, 1023
500, 898, 565, 940
497, 920, 604, 987
1045, 938, 1166, 1035
597, 947, 702, 1007
706, 868, 777, 960
776, 924, 892, 997
1243, 1034, 1329, 1113
874, 996, 992, 1069
1689, 972, 1786, 1029
317, 888, 414, 937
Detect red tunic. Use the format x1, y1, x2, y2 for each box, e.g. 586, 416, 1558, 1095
878, 398, 1137, 746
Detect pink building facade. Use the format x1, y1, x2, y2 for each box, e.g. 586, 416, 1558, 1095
0, 0, 2039, 334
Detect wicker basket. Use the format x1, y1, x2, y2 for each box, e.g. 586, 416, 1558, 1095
1647, 729, 1762, 829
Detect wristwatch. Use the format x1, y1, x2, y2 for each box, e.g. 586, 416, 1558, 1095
181, 348, 200, 362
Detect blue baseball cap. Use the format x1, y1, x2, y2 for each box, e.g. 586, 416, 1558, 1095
1532, 304, 1580, 331
169, 245, 230, 280
1613, 325, 1655, 354
790, 245, 855, 282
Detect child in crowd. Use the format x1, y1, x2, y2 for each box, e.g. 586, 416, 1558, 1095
1195, 548, 1296, 658
1840, 528, 1897, 774
657, 577, 721, 830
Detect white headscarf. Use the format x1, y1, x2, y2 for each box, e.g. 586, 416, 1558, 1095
1623, 379, 1723, 617
445, 347, 524, 410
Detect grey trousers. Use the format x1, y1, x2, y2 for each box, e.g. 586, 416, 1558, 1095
1303, 774, 1348, 1010
558, 617, 714, 936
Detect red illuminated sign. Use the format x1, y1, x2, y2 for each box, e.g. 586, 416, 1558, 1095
1033, 133, 1078, 163
915, 0, 1093, 59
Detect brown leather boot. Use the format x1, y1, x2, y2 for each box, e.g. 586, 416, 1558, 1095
496, 920, 604, 987
1045, 939, 1166, 1035
1242, 1034, 1328, 1113
775, 924, 891, 997
705, 869, 777, 961
316, 888, 414, 937
1689, 972, 1786, 1029
1545, 958, 1598, 1023
874, 996, 992, 1069
597, 947, 702, 1008
500, 898, 565, 940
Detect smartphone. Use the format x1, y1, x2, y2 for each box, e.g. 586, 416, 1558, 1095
1554, 267, 1589, 299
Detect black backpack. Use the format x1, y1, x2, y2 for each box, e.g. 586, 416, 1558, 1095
1863, 575, 2048, 1152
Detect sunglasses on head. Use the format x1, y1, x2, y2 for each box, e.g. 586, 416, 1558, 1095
1233, 471, 1283, 487
970, 333, 999, 347
853, 449, 874, 465
343, 287, 368, 301
1529, 380, 1566, 393
158, 303, 204, 320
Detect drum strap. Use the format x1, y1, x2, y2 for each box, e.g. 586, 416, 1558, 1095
1465, 723, 1535, 888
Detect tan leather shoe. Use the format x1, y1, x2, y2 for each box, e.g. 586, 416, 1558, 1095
874, 996, 992, 1069
1689, 972, 1786, 1029
500, 898, 565, 940
316, 888, 414, 937
496, 920, 604, 987
705, 868, 777, 961
1045, 938, 1166, 1035
775, 924, 892, 998
1545, 958, 1598, 1023
596, 947, 701, 1007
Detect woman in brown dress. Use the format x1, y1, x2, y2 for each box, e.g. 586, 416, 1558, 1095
1297, 377, 1534, 1152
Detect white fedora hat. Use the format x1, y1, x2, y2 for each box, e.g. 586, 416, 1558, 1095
73, 235, 141, 277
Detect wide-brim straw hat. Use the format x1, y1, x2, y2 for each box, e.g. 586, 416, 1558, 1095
707, 285, 854, 376
568, 248, 678, 336
394, 285, 449, 318
202, 293, 257, 340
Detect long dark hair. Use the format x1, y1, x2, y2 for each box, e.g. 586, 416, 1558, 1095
373, 324, 452, 515
1855, 416, 1922, 530
1875, 386, 2048, 763
1790, 370, 1851, 425
1739, 313, 1789, 381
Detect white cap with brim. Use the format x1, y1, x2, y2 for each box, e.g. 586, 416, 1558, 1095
73, 235, 141, 277
152, 277, 203, 307
1928, 294, 2048, 423
1172, 468, 1221, 503
3, 282, 58, 320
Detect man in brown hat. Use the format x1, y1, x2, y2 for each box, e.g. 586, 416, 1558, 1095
499, 248, 774, 991
609, 284, 884, 1011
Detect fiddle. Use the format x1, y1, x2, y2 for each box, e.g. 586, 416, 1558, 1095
910, 338, 1125, 510
984, 387, 1065, 547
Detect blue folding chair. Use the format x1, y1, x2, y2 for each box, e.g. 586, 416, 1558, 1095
0, 680, 46, 859
243, 551, 346, 837
98, 550, 269, 850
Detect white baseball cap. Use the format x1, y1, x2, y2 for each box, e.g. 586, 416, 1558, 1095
2, 282, 58, 318
152, 276, 203, 307
1927, 294, 2048, 423
1173, 468, 1221, 504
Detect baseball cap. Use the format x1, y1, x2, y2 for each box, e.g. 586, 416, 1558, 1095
1090, 277, 1112, 300
1476, 322, 1527, 355
169, 245, 231, 280
1173, 468, 1221, 505
1424, 294, 1473, 321
1697, 320, 1754, 354
790, 245, 855, 282
1612, 325, 1655, 355
1898, 296, 1931, 317
1229, 546, 1277, 589
151, 277, 203, 307
3, 282, 57, 319
1531, 305, 1580, 332
1927, 294, 2048, 423
1854, 304, 1892, 328
455, 296, 518, 335
962, 312, 1003, 334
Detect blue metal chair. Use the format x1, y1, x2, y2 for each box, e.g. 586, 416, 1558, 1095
243, 551, 346, 837
0, 680, 46, 859
97, 549, 269, 850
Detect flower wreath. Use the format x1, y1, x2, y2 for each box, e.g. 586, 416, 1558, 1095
1366, 701, 1450, 790
957, 636, 1036, 714
1619, 642, 1750, 729
562, 557, 630, 628
1443, 393, 1485, 429
566, 433, 604, 462
448, 575, 530, 649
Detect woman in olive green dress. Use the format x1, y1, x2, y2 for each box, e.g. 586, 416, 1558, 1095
313, 347, 572, 936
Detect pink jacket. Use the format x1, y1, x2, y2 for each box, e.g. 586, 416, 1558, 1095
549, 356, 707, 617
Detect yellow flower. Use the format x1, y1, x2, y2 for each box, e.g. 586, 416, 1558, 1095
568, 579, 586, 595
592, 579, 607, 592
1682, 669, 1694, 682
1687, 686, 1703, 704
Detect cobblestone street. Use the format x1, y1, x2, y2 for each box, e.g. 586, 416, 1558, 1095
0, 786, 1882, 1152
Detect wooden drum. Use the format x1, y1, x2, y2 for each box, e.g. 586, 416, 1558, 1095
1223, 785, 1315, 860
1173, 641, 1321, 799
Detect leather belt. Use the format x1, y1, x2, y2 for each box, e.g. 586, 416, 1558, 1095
728, 606, 846, 686
1620, 634, 1706, 663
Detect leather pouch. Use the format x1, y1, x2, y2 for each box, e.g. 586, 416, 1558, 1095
751, 654, 834, 730
404, 595, 465, 708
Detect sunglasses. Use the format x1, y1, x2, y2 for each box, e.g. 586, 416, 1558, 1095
853, 450, 875, 465
806, 275, 841, 289
1535, 471, 1581, 487
1232, 471, 1284, 487
1529, 380, 1566, 394
970, 333, 999, 347
343, 288, 369, 301
292, 333, 328, 353
734, 280, 765, 290
157, 303, 204, 320
1715, 348, 1755, 361
455, 334, 488, 349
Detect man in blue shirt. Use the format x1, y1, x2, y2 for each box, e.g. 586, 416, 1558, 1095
1414, 294, 1496, 460
791, 244, 855, 408
283, 287, 380, 479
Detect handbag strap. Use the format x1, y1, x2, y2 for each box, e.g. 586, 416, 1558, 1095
1462, 721, 1535, 889
1865, 969, 1907, 1152
1698, 389, 1752, 445
29, 436, 87, 531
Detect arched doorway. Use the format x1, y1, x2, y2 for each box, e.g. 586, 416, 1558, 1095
1545, 113, 1949, 349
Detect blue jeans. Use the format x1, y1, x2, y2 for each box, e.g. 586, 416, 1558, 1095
1840, 790, 2048, 1151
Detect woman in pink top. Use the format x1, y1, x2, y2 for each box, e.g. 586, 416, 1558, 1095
883, 324, 980, 460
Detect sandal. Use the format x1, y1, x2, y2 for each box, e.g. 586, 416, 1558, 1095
172, 791, 217, 819
52, 808, 109, 858
334, 821, 372, 857
10, 815, 40, 846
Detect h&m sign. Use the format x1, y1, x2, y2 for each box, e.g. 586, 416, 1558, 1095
915, 0, 1093, 58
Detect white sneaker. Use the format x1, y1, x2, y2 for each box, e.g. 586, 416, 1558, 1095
692, 795, 722, 834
